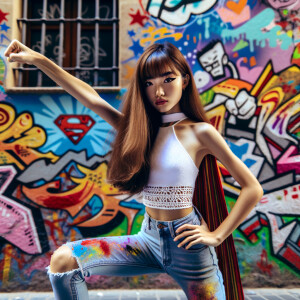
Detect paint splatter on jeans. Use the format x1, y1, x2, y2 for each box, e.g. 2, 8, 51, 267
47, 205, 226, 299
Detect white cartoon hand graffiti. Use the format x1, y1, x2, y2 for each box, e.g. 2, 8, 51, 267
225, 90, 257, 120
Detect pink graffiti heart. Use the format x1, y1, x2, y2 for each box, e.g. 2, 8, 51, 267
218, 6, 250, 26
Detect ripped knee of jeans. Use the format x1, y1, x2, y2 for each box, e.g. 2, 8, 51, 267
46, 243, 85, 278
46, 265, 82, 277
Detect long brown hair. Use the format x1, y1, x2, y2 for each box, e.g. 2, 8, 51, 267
107, 42, 210, 195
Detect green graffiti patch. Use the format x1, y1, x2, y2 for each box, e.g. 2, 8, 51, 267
200, 89, 215, 106
293, 47, 300, 59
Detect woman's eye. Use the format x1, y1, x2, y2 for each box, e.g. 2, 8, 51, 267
145, 81, 152, 87
165, 77, 175, 83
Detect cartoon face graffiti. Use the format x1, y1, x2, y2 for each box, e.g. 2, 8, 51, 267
197, 42, 228, 80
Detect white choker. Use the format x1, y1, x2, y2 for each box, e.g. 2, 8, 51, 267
161, 112, 187, 123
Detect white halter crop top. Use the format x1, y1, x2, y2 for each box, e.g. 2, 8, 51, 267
142, 112, 199, 210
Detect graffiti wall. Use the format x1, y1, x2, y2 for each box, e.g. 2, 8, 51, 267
120, 0, 300, 287
0, 0, 299, 291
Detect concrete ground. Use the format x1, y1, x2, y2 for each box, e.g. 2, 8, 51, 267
0, 289, 300, 299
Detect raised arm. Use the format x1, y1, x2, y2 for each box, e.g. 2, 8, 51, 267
4, 39, 123, 130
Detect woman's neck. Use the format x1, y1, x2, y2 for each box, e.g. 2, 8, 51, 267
161, 112, 187, 123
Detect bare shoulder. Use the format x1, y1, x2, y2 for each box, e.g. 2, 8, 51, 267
193, 122, 226, 153
191, 121, 213, 135
177, 119, 213, 139
177, 119, 229, 156
174, 119, 212, 152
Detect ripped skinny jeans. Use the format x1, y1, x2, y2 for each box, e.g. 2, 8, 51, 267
47, 205, 226, 300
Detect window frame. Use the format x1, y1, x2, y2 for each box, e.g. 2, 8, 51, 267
5, 0, 120, 93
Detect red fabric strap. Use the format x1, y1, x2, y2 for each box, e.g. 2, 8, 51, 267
192, 154, 244, 300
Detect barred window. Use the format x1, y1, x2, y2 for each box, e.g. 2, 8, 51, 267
15, 0, 119, 88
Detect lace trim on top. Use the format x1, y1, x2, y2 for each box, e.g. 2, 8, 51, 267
143, 185, 194, 209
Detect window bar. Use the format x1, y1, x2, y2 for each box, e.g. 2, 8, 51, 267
94, 0, 99, 86
76, 0, 82, 78
112, 0, 117, 86
58, 0, 65, 68
19, 0, 28, 87
37, 0, 48, 86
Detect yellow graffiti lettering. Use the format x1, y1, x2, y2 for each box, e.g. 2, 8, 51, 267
0, 112, 33, 141
0, 104, 58, 168
0, 104, 15, 133
140, 26, 183, 47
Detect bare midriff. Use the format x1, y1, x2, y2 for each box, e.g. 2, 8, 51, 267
145, 206, 194, 221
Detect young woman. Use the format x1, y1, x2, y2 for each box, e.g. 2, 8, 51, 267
4, 40, 263, 300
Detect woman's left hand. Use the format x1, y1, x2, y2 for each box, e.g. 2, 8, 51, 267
173, 218, 223, 248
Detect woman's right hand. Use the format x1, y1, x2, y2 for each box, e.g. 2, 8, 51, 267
4, 39, 40, 65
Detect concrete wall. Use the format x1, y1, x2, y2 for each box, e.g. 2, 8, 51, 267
0, 0, 299, 291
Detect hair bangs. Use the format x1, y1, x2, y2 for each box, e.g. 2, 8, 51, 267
141, 50, 179, 81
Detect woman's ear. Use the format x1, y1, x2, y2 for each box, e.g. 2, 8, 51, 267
183, 74, 190, 90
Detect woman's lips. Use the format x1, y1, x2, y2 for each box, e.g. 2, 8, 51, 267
155, 99, 167, 105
